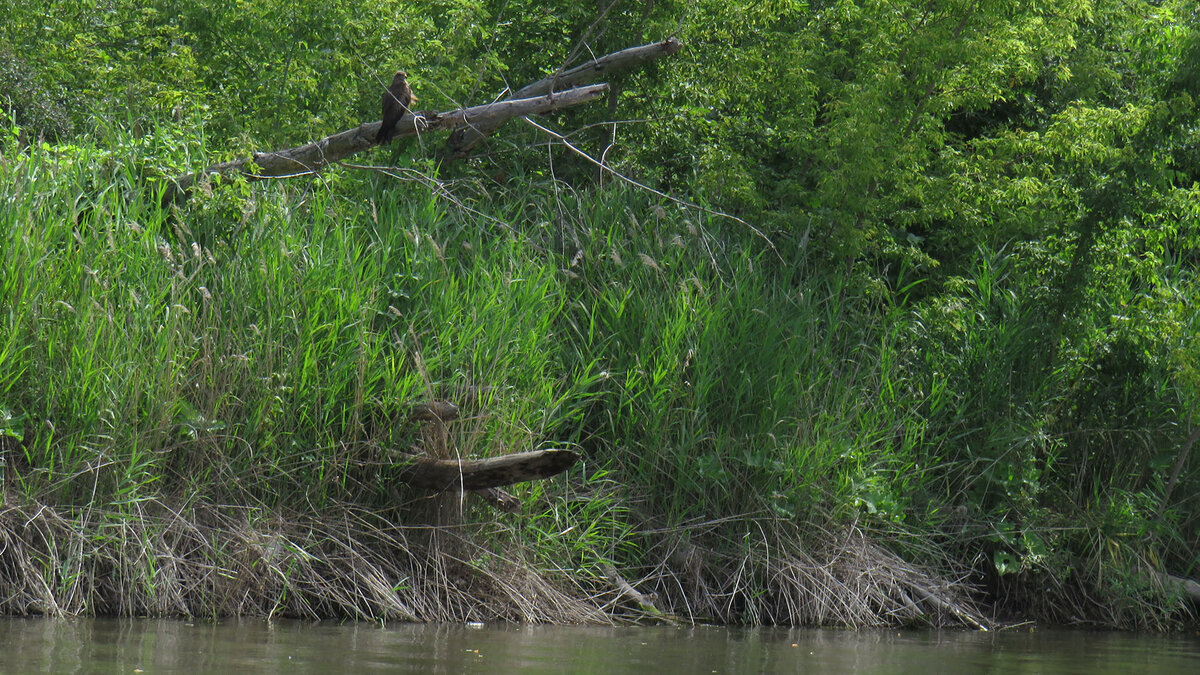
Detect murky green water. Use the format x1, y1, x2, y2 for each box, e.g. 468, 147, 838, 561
0, 618, 1197, 674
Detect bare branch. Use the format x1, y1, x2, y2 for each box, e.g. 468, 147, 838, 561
340, 161, 517, 234
444, 38, 682, 158
521, 116, 780, 258
163, 38, 684, 206
164, 85, 610, 205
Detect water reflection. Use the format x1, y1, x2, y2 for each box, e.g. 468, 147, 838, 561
0, 618, 1197, 674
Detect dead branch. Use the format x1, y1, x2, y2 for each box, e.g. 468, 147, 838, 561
445, 38, 682, 157
1157, 424, 1200, 519
601, 562, 678, 625
162, 38, 683, 206
522, 115, 780, 257
470, 487, 522, 513
163, 85, 609, 205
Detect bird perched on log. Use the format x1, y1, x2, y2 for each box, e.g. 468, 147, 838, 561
376, 70, 415, 144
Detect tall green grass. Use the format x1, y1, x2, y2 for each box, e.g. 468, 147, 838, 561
0, 136, 597, 511
2, 125, 1198, 626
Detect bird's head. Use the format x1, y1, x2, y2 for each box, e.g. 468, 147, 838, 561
394, 71, 408, 81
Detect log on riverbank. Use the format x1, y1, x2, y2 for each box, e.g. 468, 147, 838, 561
396, 448, 580, 492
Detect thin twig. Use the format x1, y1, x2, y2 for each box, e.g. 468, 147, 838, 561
522, 116, 779, 259
552, 1, 622, 91
340, 161, 517, 234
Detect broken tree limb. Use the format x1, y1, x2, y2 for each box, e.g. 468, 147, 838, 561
162, 84, 610, 205
1156, 425, 1200, 520
397, 448, 580, 492
470, 487, 522, 513
601, 563, 677, 625
444, 37, 682, 158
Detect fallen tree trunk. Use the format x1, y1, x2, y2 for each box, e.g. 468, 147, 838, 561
444, 37, 682, 157
397, 448, 580, 492
163, 85, 609, 205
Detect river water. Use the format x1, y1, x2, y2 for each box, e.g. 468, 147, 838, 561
1, 618, 1197, 673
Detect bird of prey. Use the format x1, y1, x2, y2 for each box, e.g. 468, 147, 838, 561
376, 70, 414, 144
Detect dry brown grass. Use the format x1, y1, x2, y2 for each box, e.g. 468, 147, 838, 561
2, 491, 989, 627
0, 492, 606, 623
642, 517, 989, 629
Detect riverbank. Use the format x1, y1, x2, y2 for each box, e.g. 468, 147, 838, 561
2, 132, 1197, 630
3, 489, 1195, 629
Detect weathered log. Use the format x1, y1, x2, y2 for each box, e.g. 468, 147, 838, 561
397, 448, 580, 492
163, 85, 610, 205
445, 38, 682, 157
